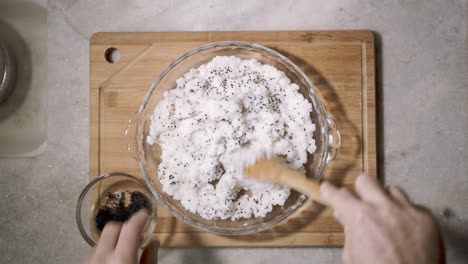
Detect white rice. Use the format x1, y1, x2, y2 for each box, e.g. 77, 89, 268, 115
147, 56, 316, 221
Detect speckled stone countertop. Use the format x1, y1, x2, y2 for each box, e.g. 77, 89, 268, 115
0, 0, 467, 263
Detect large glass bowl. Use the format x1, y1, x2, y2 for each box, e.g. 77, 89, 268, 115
126, 41, 341, 235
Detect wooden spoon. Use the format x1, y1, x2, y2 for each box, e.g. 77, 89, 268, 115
243, 157, 326, 205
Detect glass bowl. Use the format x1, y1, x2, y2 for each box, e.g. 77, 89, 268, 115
76, 172, 158, 246
126, 41, 340, 235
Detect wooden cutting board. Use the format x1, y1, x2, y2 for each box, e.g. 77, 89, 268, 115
89, 31, 376, 247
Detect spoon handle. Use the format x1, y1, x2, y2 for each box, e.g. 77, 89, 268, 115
280, 168, 326, 205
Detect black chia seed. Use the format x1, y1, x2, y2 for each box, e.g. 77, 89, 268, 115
95, 191, 151, 232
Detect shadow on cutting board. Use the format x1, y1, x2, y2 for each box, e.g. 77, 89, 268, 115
373, 32, 386, 184
226, 49, 362, 243
156, 217, 222, 263
282, 50, 362, 181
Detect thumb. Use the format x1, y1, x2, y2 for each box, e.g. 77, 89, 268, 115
140, 240, 160, 264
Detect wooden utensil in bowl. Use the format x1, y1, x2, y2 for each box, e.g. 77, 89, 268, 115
243, 157, 327, 205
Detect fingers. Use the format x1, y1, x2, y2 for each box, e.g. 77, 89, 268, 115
342, 231, 354, 264
354, 174, 389, 205
320, 181, 361, 224
83, 247, 97, 264
387, 185, 411, 206
342, 248, 353, 264
96, 222, 123, 254
115, 209, 150, 259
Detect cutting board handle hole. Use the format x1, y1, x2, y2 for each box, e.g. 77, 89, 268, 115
105, 47, 121, 64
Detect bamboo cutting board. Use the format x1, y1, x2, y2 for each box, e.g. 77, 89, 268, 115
89, 31, 376, 247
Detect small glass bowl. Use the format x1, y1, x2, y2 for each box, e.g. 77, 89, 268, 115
76, 172, 158, 247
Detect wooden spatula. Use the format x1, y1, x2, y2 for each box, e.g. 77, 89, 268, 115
243, 157, 326, 205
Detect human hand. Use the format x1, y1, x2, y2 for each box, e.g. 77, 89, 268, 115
84, 210, 159, 264
320, 174, 441, 264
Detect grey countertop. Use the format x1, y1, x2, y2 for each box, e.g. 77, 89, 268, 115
0, 0, 467, 263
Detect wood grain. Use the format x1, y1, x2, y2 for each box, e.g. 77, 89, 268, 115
89, 31, 376, 247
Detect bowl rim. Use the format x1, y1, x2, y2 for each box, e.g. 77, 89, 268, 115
76, 172, 158, 246
135, 41, 334, 235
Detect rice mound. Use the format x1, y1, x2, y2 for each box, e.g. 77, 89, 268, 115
147, 56, 316, 220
